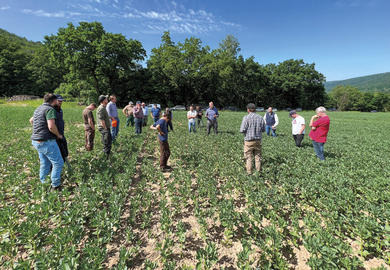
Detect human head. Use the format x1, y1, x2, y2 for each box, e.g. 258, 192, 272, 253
315, 106, 327, 116
267, 107, 273, 113
190, 105, 194, 111
54, 94, 64, 107
196, 105, 200, 110
246, 103, 256, 113
162, 111, 168, 119
129, 101, 133, 105
109, 95, 117, 103
88, 103, 97, 111
289, 110, 297, 118
141, 102, 145, 107
209, 102, 214, 108
44, 93, 58, 106
136, 101, 141, 107
98, 95, 108, 106
154, 104, 157, 108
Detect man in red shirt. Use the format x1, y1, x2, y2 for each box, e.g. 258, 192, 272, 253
309, 106, 330, 160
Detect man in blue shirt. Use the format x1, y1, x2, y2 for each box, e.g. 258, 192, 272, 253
205, 101, 219, 135
151, 104, 161, 123
150, 112, 171, 171
106, 95, 120, 142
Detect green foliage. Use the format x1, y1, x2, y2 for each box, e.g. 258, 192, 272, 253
0, 104, 390, 268
329, 85, 390, 111
325, 72, 390, 93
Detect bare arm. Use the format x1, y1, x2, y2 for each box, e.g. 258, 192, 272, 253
47, 119, 63, 139
309, 115, 318, 130
299, 124, 305, 134
122, 107, 128, 116
100, 119, 107, 130
29, 117, 33, 125
88, 117, 95, 130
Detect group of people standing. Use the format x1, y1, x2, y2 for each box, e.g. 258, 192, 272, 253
30, 93, 330, 189
240, 104, 330, 174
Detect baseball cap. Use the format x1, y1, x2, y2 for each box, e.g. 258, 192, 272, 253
289, 110, 297, 117
55, 94, 65, 101
98, 95, 108, 104
136, 101, 141, 104
129, 101, 134, 105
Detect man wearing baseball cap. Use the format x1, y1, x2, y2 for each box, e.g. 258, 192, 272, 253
53, 94, 71, 170
30, 93, 64, 190
290, 110, 305, 147
97, 95, 112, 158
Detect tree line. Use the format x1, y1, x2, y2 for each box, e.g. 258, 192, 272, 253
1, 22, 389, 111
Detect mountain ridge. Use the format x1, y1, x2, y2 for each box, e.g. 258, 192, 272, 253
325, 72, 390, 93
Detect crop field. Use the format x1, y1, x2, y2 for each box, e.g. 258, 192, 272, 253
0, 102, 389, 269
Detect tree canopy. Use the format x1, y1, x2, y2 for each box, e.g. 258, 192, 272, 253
2, 23, 388, 111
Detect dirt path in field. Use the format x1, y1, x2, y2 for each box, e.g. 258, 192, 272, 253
104, 133, 151, 268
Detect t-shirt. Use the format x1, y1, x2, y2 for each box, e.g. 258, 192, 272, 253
134, 106, 144, 118
46, 108, 57, 120
309, 115, 330, 143
142, 106, 148, 117
83, 108, 95, 128
187, 110, 197, 123
151, 107, 161, 118
153, 118, 168, 142
197, 109, 203, 118
206, 107, 219, 121
292, 115, 305, 135
97, 104, 111, 130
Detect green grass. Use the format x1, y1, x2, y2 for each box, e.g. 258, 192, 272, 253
0, 103, 389, 269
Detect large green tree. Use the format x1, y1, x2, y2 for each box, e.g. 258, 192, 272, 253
45, 22, 145, 103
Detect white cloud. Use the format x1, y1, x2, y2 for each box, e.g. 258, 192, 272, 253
20, 0, 240, 34
22, 9, 66, 18
0, 6, 10, 10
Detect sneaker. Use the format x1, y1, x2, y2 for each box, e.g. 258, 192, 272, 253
51, 185, 63, 192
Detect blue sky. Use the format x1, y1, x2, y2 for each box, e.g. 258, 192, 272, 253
0, 0, 389, 81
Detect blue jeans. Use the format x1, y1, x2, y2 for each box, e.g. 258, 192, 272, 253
312, 141, 325, 160
188, 121, 196, 133
32, 140, 64, 187
110, 117, 120, 141
135, 118, 143, 134
265, 125, 277, 137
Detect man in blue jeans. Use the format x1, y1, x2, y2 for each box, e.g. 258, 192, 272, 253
151, 104, 161, 123
30, 93, 64, 190
263, 107, 279, 137
106, 95, 120, 142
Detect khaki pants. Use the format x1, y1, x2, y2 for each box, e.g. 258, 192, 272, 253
244, 140, 261, 174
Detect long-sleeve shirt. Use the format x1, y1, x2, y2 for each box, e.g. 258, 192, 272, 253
240, 112, 266, 141
106, 101, 118, 118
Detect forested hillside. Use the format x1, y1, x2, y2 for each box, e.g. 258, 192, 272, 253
325, 72, 390, 93
0, 22, 327, 109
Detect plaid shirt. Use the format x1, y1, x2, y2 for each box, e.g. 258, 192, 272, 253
240, 112, 266, 141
